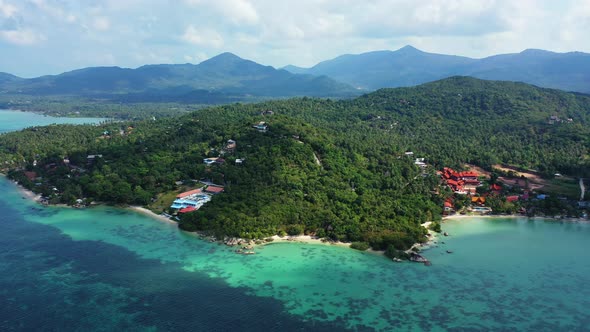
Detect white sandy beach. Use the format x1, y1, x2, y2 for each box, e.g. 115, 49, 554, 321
129, 206, 177, 225
265, 234, 351, 248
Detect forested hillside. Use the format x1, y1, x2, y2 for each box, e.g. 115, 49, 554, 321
1, 77, 589, 254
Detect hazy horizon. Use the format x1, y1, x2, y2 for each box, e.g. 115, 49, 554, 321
0, 0, 589, 77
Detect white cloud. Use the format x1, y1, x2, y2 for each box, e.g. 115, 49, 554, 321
181, 25, 224, 48
185, 0, 259, 25
182, 52, 208, 63
1, 0, 589, 76
0, 29, 45, 45
92, 17, 110, 31
0, 0, 17, 18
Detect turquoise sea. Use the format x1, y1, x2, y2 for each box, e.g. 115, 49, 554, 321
1, 116, 589, 331
0, 109, 107, 133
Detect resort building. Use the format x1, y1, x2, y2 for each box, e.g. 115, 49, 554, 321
204, 185, 224, 194
170, 189, 212, 210
441, 167, 482, 194
176, 188, 202, 198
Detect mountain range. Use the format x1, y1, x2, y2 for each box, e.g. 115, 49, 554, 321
1, 46, 589, 104
0, 52, 358, 102
284, 46, 590, 93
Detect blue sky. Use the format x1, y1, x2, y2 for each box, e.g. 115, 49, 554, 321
0, 0, 588, 77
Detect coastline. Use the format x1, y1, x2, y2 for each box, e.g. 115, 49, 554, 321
443, 213, 588, 223
7, 176, 43, 203
264, 235, 351, 248
128, 206, 178, 225
5, 179, 438, 260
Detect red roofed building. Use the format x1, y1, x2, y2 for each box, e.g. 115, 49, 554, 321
24, 171, 37, 181
442, 167, 481, 190
178, 206, 197, 214
490, 183, 502, 192
205, 186, 224, 194
443, 199, 455, 213
458, 171, 478, 180
506, 195, 519, 202
177, 189, 202, 198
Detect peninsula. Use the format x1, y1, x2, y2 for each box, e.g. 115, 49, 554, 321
1, 77, 589, 261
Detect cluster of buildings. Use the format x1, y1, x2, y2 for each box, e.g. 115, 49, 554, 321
548, 115, 573, 125
170, 186, 224, 214
441, 167, 481, 194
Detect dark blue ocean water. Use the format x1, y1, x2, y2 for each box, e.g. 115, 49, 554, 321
0, 180, 346, 331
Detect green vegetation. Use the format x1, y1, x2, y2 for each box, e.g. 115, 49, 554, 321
429, 222, 442, 233
350, 242, 370, 251
1, 77, 589, 252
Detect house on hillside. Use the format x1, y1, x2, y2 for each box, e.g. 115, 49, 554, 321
24, 171, 37, 181
87, 154, 103, 165
506, 195, 519, 203
253, 122, 268, 132
203, 157, 225, 166
225, 139, 237, 152
490, 183, 502, 193
414, 158, 427, 168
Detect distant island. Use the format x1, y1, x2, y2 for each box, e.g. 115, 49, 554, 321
1, 77, 588, 261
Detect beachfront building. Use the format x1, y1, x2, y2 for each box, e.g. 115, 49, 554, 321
170, 189, 212, 211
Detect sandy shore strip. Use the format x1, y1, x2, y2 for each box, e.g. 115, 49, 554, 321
128, 206, 177, 224
263, 235, 351, 248
8, 178, 43, 202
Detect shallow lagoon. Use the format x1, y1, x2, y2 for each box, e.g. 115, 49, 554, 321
0, 109, 107, 133
1, 176, 589, 331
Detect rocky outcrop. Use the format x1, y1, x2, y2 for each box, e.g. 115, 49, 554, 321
409, 252, 429, 264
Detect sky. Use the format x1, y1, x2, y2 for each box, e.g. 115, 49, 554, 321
0, 0, 589, 77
